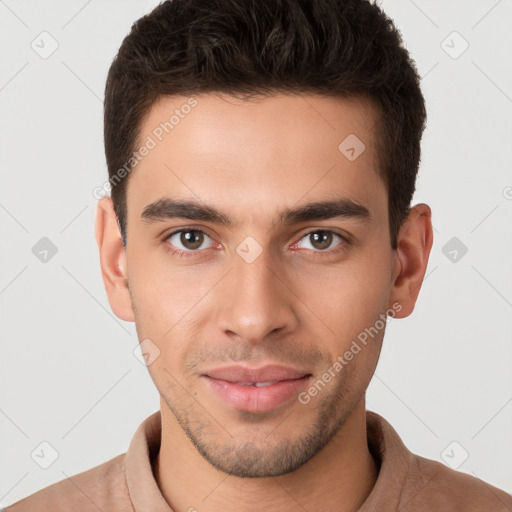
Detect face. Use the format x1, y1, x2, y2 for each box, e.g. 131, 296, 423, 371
100, 92, 420, 477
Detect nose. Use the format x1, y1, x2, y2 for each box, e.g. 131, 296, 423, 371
214, 246, 299, 344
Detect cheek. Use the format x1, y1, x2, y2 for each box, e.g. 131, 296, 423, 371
297, 248, 392, 327
127, 254, 224, 370
292, 248, 392, 382
127, 246, 216, 327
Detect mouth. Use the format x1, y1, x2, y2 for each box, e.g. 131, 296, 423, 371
202, 364, 312, 413
232, 381, 287, 387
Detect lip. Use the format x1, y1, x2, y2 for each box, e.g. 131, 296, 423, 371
202, 364, 312, 413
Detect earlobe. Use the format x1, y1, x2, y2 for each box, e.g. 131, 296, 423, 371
95, 197, 135, 322
389, 203, 433, 318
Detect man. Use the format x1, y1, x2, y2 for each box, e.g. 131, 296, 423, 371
5, 0, 512, 510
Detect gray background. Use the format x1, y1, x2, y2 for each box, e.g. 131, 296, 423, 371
1, 0, 511, 506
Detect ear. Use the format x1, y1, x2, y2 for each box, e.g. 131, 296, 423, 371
389, 203, 433, 318
95, 197, 134, 322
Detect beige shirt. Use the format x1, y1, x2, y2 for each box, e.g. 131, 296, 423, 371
4, 410, 512, 511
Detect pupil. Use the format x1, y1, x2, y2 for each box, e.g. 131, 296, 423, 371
312, 231, 331, 250
182, 230, 203, 249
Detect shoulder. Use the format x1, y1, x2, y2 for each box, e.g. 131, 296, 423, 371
401, 453, 512, 511
365, 411, 512, 511
3, 453, 134, 512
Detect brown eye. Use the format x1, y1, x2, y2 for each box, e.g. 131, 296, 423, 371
309, 231, 333, 250
166, 229, 213, 252
181, 230, 203, 249
296, 230, 344, 252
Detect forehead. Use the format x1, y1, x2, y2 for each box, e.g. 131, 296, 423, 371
126, 92, 386, 224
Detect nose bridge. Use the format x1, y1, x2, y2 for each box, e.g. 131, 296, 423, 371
216, 242, 297, 343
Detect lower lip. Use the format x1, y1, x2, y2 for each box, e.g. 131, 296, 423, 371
203, 376, 311, 413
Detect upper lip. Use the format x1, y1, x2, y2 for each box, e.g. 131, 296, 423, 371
203, 364, 310, 383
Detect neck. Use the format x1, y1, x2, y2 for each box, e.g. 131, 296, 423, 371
154, 399, 378, 512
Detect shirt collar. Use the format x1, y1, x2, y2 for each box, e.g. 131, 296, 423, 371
125, 410, 173, 512
360, 410, 413, 511
125, 409, 412, 511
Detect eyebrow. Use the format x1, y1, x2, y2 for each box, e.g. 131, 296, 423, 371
140, 196, 371, 228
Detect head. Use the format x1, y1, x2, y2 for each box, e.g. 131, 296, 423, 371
97, 0, 432, 478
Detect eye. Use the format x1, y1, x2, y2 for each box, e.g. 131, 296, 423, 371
163, 228, 348, 258
295, 230, 346, 252
165, 229, 215, 253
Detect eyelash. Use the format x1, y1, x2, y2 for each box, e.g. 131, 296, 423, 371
161, 228, 350, 259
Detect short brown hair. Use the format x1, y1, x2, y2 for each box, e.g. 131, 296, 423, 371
104, 0, 426, 249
